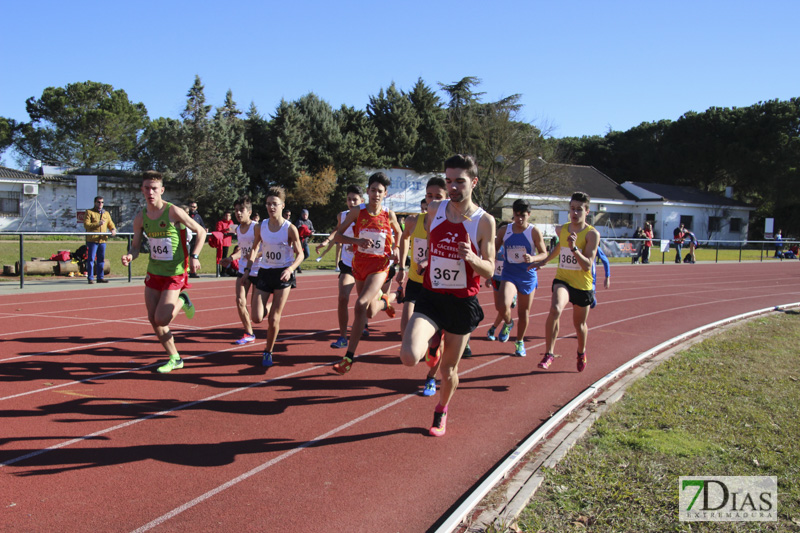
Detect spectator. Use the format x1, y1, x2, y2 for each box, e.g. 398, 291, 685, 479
252, 212, 260, 223
641, 222, 654, 263
187, 200, 205, 278
684, 229, 698, 263
775, 229, 783, 257
296, 208, 315, 273
631, 226, 645, 264
283, 208, 292, 222
215, 211, 236, 259
673, 223, 686, 264
84, 195, 116, 284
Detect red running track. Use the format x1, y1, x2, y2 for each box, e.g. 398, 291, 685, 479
1, 262, 799, 532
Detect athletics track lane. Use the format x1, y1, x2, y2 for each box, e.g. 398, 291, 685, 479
1, 262, 799, 532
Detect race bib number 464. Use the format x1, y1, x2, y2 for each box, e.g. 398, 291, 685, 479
149, 237, 174, 261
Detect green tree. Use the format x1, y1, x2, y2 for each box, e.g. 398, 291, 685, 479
0, 117, 16, 152
243, 102, 271, 202
294, 93, 342, 174
15, 81, 148, 168
367, 82, 419, 167
408, 78, 449, 172
265, 99, 310, 190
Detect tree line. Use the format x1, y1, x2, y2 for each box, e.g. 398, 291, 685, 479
0, 76, 551, 228
551, 99, 800, 237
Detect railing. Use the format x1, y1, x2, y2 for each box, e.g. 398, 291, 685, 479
0, 231, 135, 289
602, 237, 795, 264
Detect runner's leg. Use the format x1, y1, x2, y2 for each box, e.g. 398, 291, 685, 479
265, 286, 292, 353
545, 285, 569, 354
400, 312, 438, 366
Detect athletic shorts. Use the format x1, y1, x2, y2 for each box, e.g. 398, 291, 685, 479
414, 287, 484, 335
490, 278, 501, 291
235, 271, 259, 284
255, 267, 296, 293
338, 260, 353, 278
145, 272, 188, 292
387, 263, 397, 280
403, 279, 424, 304
352, 254, 390, 282
502, 276, 538, 295
552, 279, 593, 308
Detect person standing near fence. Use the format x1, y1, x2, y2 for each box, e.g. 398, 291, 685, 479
641, 222, 654, 264
775, 229, 783, 257
673, 223, 686, 264
84, 196, 116, 284
187, 201, 205, 278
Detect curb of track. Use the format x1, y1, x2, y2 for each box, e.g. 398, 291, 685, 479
436, 301, 800, 533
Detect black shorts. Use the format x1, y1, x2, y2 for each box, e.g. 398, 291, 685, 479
552, 279, 593, 308
403, 279, 424, 304
235, 271, 259, 284
255, 267, 296, 293
414, 287, 484, 335
338, 261, 353, 278
387, 263, 397, 280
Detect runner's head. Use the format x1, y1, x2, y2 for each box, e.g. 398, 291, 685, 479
420, 199, 428, 213
425, 176, 447, 204
234, 196, 253, 223
141, 170, 165, 205
266, 187, 286, 219
512, 199, 531, 226
569, 191, 590, 225
345, 185, 363, 208
367, 172, 390, 205
443, 154, 478, 204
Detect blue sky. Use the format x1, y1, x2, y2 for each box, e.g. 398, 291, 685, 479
1, 0, 797, 167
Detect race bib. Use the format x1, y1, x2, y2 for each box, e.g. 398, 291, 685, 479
506, 246, 527, 264
358, 230, 386, 256
429, 255, 467, 289
494, 259, 504, 277
413, 237, 427, 264
149, 237, 173, 261
559, 248, 581, 270
262, 244, 289, 267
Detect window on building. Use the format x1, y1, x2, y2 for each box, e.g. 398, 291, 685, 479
106, 205, 121, 228
680, 215, 693, 229
0, 191, 21, 216
729, 217, 742, 233
708, 216, 722, 232
593, 212, 633, 230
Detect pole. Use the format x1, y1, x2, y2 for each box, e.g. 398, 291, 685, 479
19, 234, 24, 289
127, 234, 132, 282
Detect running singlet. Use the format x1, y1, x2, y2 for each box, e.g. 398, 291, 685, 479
236, 222, 262, 276
259, 219, 294, 269
408, 213, 428, 284
143, 202, 188, 276
424, 200, 485, 297
338, 210, 356, 268
501, 224, 536, 283
555, 224, 596, 291
352, 203, 393, 277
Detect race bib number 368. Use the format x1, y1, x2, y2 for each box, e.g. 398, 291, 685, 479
559, 248, 581, 270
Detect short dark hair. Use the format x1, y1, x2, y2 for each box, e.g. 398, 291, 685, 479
444, 154, 478, 178
426, 176, 446, 189
234, 196, 252, 211
571, 191, 590, 207
94, 196, 104, 203
142, 170, 163, 184
346, 185, 363, 196
512, 199, 530, 213
368, 172, 391, 189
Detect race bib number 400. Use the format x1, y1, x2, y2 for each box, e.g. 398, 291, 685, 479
430, 255, 467, 289
149, 237, 174, 261
559, 248, 581, 270
358, 230, 386, 256
262, 246, 288, 267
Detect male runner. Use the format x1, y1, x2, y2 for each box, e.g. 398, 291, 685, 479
396, 176, 447, 396
219, 196, 262, 345
315, 185, 364, 349
400, 154, 496, 436
494, 199, 547, 356
529, 191, 600, 372
243, 187, 304, 367
121, 171, 207, 373
332, 172, 402, 374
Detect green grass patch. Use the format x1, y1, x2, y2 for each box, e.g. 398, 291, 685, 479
0, 236, 339, 281
516, 312, 800, 532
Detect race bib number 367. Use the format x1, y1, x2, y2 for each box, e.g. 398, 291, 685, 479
430, 255, 467, 289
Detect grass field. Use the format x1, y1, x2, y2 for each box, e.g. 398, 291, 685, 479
513, 312, 800, 532
0, 236, 340, 281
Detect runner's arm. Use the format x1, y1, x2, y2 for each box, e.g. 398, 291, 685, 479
284, 224, 305, 281
121, 212, 144, 266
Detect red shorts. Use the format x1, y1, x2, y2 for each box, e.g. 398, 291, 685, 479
144, 272, 189, 292
352, 254, 390, 282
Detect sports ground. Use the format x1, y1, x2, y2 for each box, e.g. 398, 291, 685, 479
1, 261, 798, 532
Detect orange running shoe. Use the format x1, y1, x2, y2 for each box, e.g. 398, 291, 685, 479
333, 356, 353, 375
381, 293, 395, 318
429, 410, 447, 437
577, 352, 587, 372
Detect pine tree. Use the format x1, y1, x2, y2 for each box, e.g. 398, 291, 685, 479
408, 78, 449, 172
367, 82, 420, 167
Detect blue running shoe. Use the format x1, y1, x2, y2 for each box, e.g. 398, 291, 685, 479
422, 377, 436, 396
514, 340, 527, 357
235, 333, 256, 345
487, 326, 497, 341
261, 351, 273, 367
498, 320, 513, 342
330, 336, 348, 349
